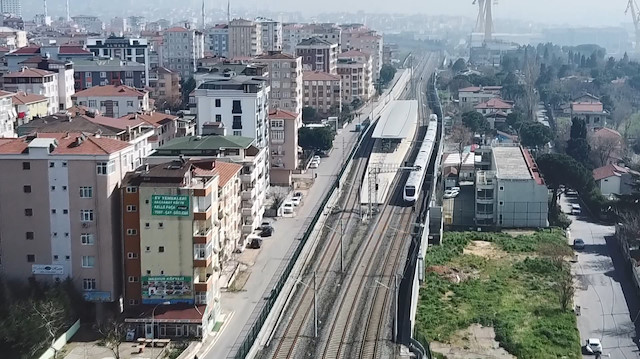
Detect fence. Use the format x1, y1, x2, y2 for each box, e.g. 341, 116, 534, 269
37, 319, 81, 359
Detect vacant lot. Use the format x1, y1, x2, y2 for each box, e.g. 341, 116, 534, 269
415, 230, 582, 359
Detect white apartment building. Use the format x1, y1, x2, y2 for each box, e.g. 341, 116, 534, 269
337, 50, 374, 103
193, 72, 270, 149
255, 17, 282, 52
0, 90, 16, 137
72, 85, 150, 118
0, 0, 21, 17
255, 51, 303, 114
86, 36, 150, 85
162, 27, 205, 79
341, 26, 383, 81
204, 24, 229, 57
3, 68, 58, 115
458, 86, 502, 106
228, 19, 262, 59
0, 26, 27, 50
282, 23, 341, 55
72, 15, 105, 34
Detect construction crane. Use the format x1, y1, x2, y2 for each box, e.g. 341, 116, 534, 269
627, 0, 640, 50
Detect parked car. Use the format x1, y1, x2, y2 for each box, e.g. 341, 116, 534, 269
585, 338, 602, 354
565, 189, 578, 196
260, 227, 273, 237
309, 161, 319, 169
248, 237, 263, 249
291, 196, 301, 206
293, 191, 303, 199
571, 204, 581, 215
312, 155, 321, 163
573, 238, 585, 250
257, 221, 272, 231
283, 202, 294, 214
443, 189, 460, 199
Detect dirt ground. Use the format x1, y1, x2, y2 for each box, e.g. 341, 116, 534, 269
430, 324, 516, 359
463, 240, 506, 259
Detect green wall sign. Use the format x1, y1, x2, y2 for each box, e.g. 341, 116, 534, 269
151, 195, 190, 216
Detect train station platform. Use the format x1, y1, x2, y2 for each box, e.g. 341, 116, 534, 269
361, 100, 419, 205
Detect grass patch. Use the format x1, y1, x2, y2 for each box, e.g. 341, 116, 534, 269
416, 229, 581, 359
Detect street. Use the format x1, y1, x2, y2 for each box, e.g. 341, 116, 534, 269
562, 196, 640, 358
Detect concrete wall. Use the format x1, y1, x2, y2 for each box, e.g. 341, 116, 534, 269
496, 178, 549, 228
599, 176, 621, 197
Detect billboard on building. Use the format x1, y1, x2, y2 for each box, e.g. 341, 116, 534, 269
32, 264, 64, 275
141, 276, 194, 304
151, 195, 190, 216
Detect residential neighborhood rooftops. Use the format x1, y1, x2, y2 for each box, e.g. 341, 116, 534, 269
303, 71, 340, 81
297, 37, 334, 47
214, 161, 243, 186
0, 132, 130, 155
474, 98, 513, 110
12, 91, 47, 105
269, 109, 298, 120
0, 90, 15, 98
156, 135, 255, 151
493, 146, 543, 184
338, 50, 369, 58
73, 84, 148, 98
4, 68, 55, 78
593, 163, 636, 181
592, 127, 622, 140
571, 102, 605, 113
255, 51, 298, 60
459, 86, 502, 92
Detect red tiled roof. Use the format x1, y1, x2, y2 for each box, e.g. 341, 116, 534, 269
0, 133, 130, 155
474, 98, 513, 110
521, 147, 545, 185
165, 27, 189, 32
73, 85, 147, 98
0, 90, 14, 98
85, 114, 146, 130
58, 46, 91, 54
338, 50, 369, 58
593, 127, 622, 140
119, 112, 178, 127
214, 161, 242, 186
255, 52, 297, 60
0, 46, 10, 52
571, 102, 603, 113
269, 109, 298, 120
593, 164, 628, 181
12, 91, 47, 105
10, 46, 40, 55
303, 71, 340, 81
4, 68, 55, 78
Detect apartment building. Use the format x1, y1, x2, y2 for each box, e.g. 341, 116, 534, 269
6, 45, 93, 72
72, 84, 150, 118
3, 68, 59, 115
269, 109, 300, 186
255, 17, 282, 52
193, 69, 270, 149
474, 145, 549, 228
162, 27, 205, 79
204, 24, 229, 57
228, 19, 262, 59
296, 37, 339, 74
282, 23, 341, 55
337, 50, 374, 104
0, 132, 136, 304
458, 86, 502, 105
148, 67, 181, 109
87, 36, 150, 84
72, 58, 146, 90
121, 159, 221, 338
340, 26, 383, 81
254, 51, 303, 114
118, 111, 194, 148
71, 15, 105, 34
0, 26, 26, 50
0, 90, 16, 137
19, 57, 76, 111
150, 136, 269, 246
302, 71, 342, 114
214, 162, 242, 261
0, 0, 21, 17
13, 92, 48, 125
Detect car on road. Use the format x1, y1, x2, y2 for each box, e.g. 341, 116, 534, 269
443, 188, 460, 199
258, 221, 272, 231
573, 238, 585, 250
283, 202, 294, 214
293, 192, 303, 199
571, 204, 581, 215
565, 188, 578, 196
585, 338, 602, 354
291, 196, 301, 206
312, 155, 321, 163
309, 161, 319, 169
248, 237, 263, 249
259, 227, 273, 237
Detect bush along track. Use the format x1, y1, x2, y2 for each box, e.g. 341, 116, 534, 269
415, 230, 582, 359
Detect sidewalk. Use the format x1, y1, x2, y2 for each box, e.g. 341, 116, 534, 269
199, 74, 405, 359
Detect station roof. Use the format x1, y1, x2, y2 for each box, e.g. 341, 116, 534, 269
372, 100, 418, 140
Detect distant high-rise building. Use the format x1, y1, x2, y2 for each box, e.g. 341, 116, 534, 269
228, 19, 262, 58
162, 27, 204, 79
255, 17, 282, 52
0, 0, 21, 17
296, 37, 338, 74
86, 36, 150, 86
204, 24, 228, 58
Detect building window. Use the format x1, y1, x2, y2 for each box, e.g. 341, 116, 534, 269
81, 256, 95, 268
126, 186, 138, 193
62, 162, 67, 167
26, 232, 34, 240
51, 209, 57, 214
81, 233, 94, 245
232, 100, 242, 114
215, 114, 222, 121
96, 161, 115, 175
158, 222, 164, 229
128, 276, 139, 282
144, 223, 150, 229
272, 130, 285, 141
100, 72, 107, 78
126, 205, 137, 212
233, 130, 242, 136
215, 99, 221, 107
53, 255, 59, 260
22, 162, 30, 170
49, 162, 55, 168
499, 186, 504, 191
195, 291, 207, 304
194, 244, 206, 259
63, 209, 68, 214
26, 254, 35, 262
129, 299, 139, 305
232, 115, 242, 129
83, 278, 96, 291
80, 210, 94, 222
127, 229, 138, 235
51, 186, 56, 191
127, 252, 138, 259
127, 101, 134, 107
88, 100, 97, 107
53, 232, 58, 237
159, 246, 165, 253
23, 185, 31, 193
25, 208, 33, 216
80, 186, 93, 198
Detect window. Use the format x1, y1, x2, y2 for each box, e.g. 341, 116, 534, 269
80, 186, 93, 198
49, 162, 55, 168
23, 185, 31, 193
51, 209, 57, 214
62, 185, 67, 191
499, 186, 504, 191
215, 114, 222, 121
232, 100, 242, 114
126, 205, 137, 212
81, 256, 95, 268
99, 101, 106, 107
83, 278, 96, 290
194, 244, 206, 259
27, 254, 35, 262
195, 291, 207, 304
62, 162, 67, 167
233, 130, 242, 136
158, 246, 165, 253
126, 186, 138, 193
65, 233, 69, 237
215, 99, 221, 107
25, 208, 33, 216
80, 210, 94, 222
271, 120, 284, 128
127, 101, 134, 107
272, 130, 285, 141
145, 246, 150, 252
232, 115, 242, 129
26, 232, 34, 240
53, 232, 57, 237
129, 299, 139, 305
144, 223, 150, 229
125, 71, 133, 78
22, 162, 30, 170
53, 255, 59, 260
127, 229, 138, 235
100, 72, 106, 78
88, 100, 97, 108
51, 186, 56, 191
96, 161, 115, 175
127, 252, 138, 259
158, 222, 164, 229
81, 233, 94, 245
128, 276, 139, 282
63, 209, 68, 214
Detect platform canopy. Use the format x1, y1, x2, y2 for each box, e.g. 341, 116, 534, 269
372, 100, 418, 140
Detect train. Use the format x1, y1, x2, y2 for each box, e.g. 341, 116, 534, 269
403, 114, 439, 202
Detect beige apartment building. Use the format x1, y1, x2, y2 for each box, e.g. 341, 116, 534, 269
0, 132, 136, 304
228, 18, 262, 59
296, 37, 339, 75
255, 51, 303, 114
340, 26, 383, 82
269, 109, 300, 186
302, 71, 342, 114
337, 50, 374, 105
149, 66, 181, 110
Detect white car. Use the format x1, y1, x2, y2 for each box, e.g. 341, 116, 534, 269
283, 202, 294, 214
312, 155, 321, 163
309, 161, 319, 169
291, 197, 301, 206
585, 338, 602, 354
443, 189, 460, 199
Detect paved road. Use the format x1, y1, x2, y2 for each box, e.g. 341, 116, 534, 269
562, 196, 640, 358
200, 72, 407, 359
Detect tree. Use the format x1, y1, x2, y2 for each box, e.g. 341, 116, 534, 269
451, 58, 466, 73
566, 118, 591, 166
505, 111, 525, 129
379, 64, 397, 86
589, 133, 621, 167
519, 122, 553, 149
449, 124, 472, 179
97, 319, 126, 359
298, 126, 335, 152
180, 77, 196, 106
302, 106, 318, 123
556, 272, 575, 311
461, 111, 489, 133
31, 298, 67, 358
537, 153, 595, 210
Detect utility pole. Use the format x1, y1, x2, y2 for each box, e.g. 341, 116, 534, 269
393, 274, 398, 343
313, 271, 318, 338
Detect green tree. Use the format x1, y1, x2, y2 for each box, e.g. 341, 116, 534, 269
519, 122, 553, 149
451, 58, 467, 72
461, 111, 489, 133
379, 64, 397, 86
537, 153, 595, 210
566, 118, 591, 166
298, 126, 335, 152
302, 106, 318, 123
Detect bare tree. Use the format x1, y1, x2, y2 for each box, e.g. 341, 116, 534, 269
589, 133, 622, 167
267, 186, 291, 210
30, 299, 66, 358
97, 319, 126, 359
618, 211, 640, 249
521, 53, 540, 121
538, 242, 572, 267
449, 124, 472, 180
556, 272, 575, 311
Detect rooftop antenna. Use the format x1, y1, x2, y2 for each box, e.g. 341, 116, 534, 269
66, 0, 70, 22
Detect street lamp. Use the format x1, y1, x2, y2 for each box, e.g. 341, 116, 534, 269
295, 271, 318, 337
151, 301, 171, 339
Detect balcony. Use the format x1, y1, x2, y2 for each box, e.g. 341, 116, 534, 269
193, 205, 212, 221
193, 268, 213, 292
242, 224, 254, 234
241, 187, 256, 201
476, 212, 494, 220
242, 207, 254, 217
476, 196, 494, 204
476, 171, 496, 188
193, 227, 213, 244
240, 171, 256, 184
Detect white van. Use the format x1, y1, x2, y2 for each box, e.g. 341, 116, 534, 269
571, 204, 581, 215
